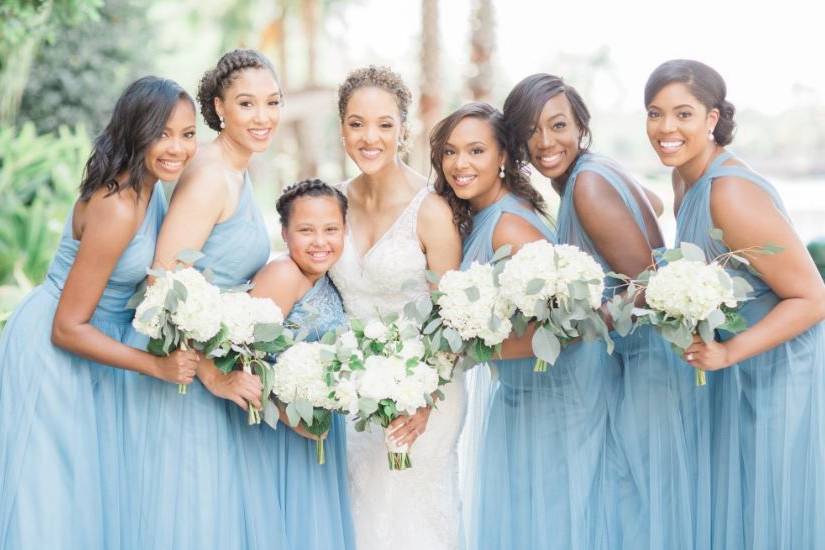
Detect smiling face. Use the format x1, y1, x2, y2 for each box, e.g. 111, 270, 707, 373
441, 116, 505, 210
645, 82, 719, 169
144, 98, 197, 183
215, 67, 281, 153
282, 195, 346, 281
526, 93, 581, 179
341, 86, 403, 176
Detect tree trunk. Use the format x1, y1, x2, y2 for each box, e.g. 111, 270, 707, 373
416, 0, 441, 172
468, 0, 494, 102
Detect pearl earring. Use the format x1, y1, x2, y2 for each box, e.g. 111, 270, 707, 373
499, 164, 505, 179
708, 128, 715, 141
219, 116, 225, 130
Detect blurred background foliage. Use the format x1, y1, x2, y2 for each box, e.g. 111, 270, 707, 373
1, 0, 823, 328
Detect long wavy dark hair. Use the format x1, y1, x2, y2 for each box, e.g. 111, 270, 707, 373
502, 73, 592, 185
430, 102, 547, 238
78, 76, 193, 201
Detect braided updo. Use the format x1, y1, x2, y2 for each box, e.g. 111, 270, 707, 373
276, 179, 348, 227
197, 49, 280, 132
644, 59, 736, 145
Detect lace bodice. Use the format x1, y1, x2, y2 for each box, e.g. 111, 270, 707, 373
330, 183, 430, 321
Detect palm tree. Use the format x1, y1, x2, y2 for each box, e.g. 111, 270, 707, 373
416, 0, 441, 172
467, 0, 494, 102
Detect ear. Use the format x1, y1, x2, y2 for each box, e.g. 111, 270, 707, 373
280, 225, 288, 243
498, 150, 508, 168
214, 96, 224, 119
707, 107, 720, 128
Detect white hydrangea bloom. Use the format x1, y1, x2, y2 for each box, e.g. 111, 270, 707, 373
437, 262, 513, 346
132, 276, 173, 339
399, 337, 426, 361
220, 292, 284, 346
358, 355, 406, 402
394, 361, 439, 414
646, 259, 737, 325
427, 351, 457, 381
363, 319, 390, 342
167, 267, 223, 342
271, 341, 338, 409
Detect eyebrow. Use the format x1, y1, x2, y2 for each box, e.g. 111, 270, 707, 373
234, 92, 282, 99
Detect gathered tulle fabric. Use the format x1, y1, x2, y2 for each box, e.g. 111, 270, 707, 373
462, 194, 620, 549
239, 275, 355, 550
560, 153, 712, 550
330, 183, 466, 550
123, 173, 290, 550
676, 151, 825, 550
0, 183, 166, 550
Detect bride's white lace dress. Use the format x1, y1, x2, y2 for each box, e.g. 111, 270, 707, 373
330, 183, 466, 550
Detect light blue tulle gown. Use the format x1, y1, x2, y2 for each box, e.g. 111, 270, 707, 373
676, 151, 825, 550
252, 274, 355, 549
561, 153, 712, 550
465, 193, 613, 549
0, 182, 166, 550
124, 173, 289, 550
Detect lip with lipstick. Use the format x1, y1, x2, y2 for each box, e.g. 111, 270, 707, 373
248, 127, 273, 142
358, 146, 383, 162
450, 173, 477, 189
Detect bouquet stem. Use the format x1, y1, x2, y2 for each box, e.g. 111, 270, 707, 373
534, 358, 548, 373
384, 428, 412, 471
316, 439, 325, 465
695, 368, 707, 387
178, 340, 191, 395
247, 404, 261, 425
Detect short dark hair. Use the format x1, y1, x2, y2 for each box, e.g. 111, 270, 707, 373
429, 102, 547, 238
276, 178, 348, 227
79, 76, 193, 201
644, 59, 736, 146
197, 49, 280, 132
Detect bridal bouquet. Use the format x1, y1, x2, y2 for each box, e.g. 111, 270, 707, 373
619, 240, 754, 386
270, 340, 342, 463
210, 291, 292, 424
332, 316, 442, 470
131, 266, 223, 394
499, 241, 612, 371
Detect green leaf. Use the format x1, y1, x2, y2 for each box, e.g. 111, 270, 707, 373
488, 311, 501, 332
491, 244, 513, 264
512, 313, 528, 337
320, 330, 337, 345
139, 305, 160, 323
758, 244, 784, 255
175, 248, 204, 265
706, 308, 725, 330
661, 248, 684, 263
358, 397, 378, 416
172, 279, 187, 302
698, 319, 714, 343
531, 325, 561, 366
147, 337, 166, 356
401, 278, 420, 292
464, 286, 480, 302
214, 351, 240, 373
423, 317, 442, 335
679, 242, 706, 262
285, 402, 301, 427
719, 311, 748, 334
443, 327, 464, 353
425, 270, 441, 285
254, 323, 284, 342
415, 296, 433, 320
403, 301, 420, 323
732, 276, 754, 300
525, 278, 545, 295
126, 279, 147, 309
295, 400, 315, 425
710, 227, 724, 241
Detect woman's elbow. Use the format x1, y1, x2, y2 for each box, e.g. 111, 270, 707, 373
50, 318, 73, 350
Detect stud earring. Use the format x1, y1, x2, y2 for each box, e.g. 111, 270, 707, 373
708, 128, 715, 141
219, 116, 225, 130
499, 164, 505, 179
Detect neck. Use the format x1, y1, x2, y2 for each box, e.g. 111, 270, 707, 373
216, 132, 253, 172
469, 181, 507, 212
677, 144, 724, 187
357, 157, 408, 202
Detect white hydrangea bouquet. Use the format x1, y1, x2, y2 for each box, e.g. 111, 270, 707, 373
131, 265, 223, 394
612, 235, 777, 385
330, 316, 443, 470
270, 340, 343, 463
499, 241, 612, 372
210, 291, 292, 424
403, 246, 515, 373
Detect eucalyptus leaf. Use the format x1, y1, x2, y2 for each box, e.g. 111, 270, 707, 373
126, 279, 148, 309
295, 400, 315, 425
140, 305, 161, 323
490, 244, 513, 264
532, 325, 561, 366
285, 402, 301, 427
464, 286, 480, 302
415, 296, 433, 320
679, 242, 706, 262
423, 317, 443, 335
710, 227, 725, 241
254, 323, 283, 343
525, 278, 545, 295
443, 328, 464, 353
358, 397, 379, 416
320, 330, 337, 345
425, 270, 441, 285
758, 244, 784, 255
512, 313, 528, 337
706, 308, 725, 330
175, 248, 205, 265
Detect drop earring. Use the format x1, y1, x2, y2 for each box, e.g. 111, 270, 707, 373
499, 164, 505, 179
219, 116, 225, 130
708, 128, 715, 141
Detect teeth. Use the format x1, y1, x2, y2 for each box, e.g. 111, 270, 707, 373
361, 148, 381, 159
158, 160, 182, 170
537, 152, 563, 166
308, 252, 330, 259
249, 129, 270, 138
659, 140, 684, 150
454, 175, 475, 184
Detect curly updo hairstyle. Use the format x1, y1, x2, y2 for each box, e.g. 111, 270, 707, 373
644, 59, 736, 146
337, 65, 413, 149
79, 76, 193, 201
502, 73, 592, 185
276, 178, 348, 228
197, 49, 280, 132
429, 102, 547, 238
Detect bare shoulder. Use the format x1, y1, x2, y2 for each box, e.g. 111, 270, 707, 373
572, 169, 616, 204
419, 192, 454, 223
172, 153, 229, 202
252, 255, 311, 299
493, 211, 546, 251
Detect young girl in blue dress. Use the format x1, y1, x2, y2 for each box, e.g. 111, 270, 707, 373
0, 76, 199, 550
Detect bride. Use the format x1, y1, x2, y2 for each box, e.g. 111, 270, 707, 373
330, 65, 466, 550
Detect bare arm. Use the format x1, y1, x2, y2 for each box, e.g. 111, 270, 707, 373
418, 193, 462, 278
686, 176, 825, 370
642, 185, 664, 218
51, 192, 197, 384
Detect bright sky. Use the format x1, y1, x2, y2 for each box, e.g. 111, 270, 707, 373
331, 0, 825, 115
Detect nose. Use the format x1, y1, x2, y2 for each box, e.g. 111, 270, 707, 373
253, 105, 266, 124
537, 127, 554, 149
661, 113, 676, 133
454, 150, 470, 169
364, 123, 378, 143
167, 137, 184, 155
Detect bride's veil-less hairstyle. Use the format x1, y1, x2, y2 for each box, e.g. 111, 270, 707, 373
429, 102, 547, 237
79, 76, 193, 201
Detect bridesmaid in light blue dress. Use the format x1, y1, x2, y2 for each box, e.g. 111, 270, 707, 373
124, 50, 289, 550
646, 59, 825, 550
0, 77, 199, 550
431, 103, 588, 549
246, 179, 355, 549
504, 73, 712, 550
